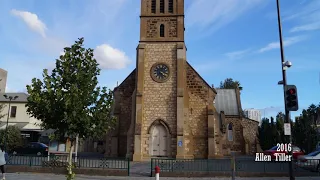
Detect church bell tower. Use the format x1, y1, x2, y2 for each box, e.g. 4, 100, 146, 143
140, 0, 185, 42
131, 0, 188, 161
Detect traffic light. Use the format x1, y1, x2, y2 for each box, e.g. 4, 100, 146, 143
285, 85, 299, 111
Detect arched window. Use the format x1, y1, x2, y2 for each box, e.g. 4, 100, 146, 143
151, 0, 156, 13
160, 0, 164, 13
160, 24, 165, 37
168, 0, 173, 13
227, 123, 233, 141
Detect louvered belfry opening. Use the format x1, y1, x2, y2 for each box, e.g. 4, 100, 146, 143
151, 0, 156, 13
168, 0, 173, 13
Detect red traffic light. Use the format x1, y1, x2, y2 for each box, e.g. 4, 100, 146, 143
287, 88, 296, 95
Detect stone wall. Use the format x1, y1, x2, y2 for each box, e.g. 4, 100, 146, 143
221, 116, 245, 155
142, 43, 177, 157
185, 63, 214, 158
220, 116, 259, 156
146, 17, 178, 38
111, 70, 136, 157
241, 118, 259, 155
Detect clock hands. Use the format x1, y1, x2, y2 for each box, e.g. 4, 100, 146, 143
151, 64, 169, 81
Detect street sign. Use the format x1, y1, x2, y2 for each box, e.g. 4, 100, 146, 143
178, 140, 183, 147
284, 123, 291, 135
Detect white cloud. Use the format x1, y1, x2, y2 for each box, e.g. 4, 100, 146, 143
258, 36, 307, 53
94, 44, 131, 70
186, 0, 266, 34
2, 1, 137, 92
290, 22, 320, 32
282, 0, 320, 21
284, 1, 320, 33
11, 9, 47, 38
225, 49, 251, 59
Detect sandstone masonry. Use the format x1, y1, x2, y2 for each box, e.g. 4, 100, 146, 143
104, 0, 260, 161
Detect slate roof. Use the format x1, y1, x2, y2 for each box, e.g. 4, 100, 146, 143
214, 89, 239, 116
0, 93, 29, 103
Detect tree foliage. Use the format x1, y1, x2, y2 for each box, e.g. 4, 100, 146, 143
259, 118, 272, 150
26, 37, 117, 179
219, 78, 243, 91
0, 126, 23, 152
259, 104, 320, 153
259, 112, 291, 150
275, 112, 285, 143
26, 37, 116, 143
292, 104, 320, 153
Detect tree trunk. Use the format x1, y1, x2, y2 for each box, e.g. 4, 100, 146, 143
68, 139, 74, 175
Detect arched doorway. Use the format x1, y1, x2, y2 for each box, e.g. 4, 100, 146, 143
151, 124, 168, 157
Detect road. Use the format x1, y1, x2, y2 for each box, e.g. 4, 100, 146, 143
4, 173, 320, 180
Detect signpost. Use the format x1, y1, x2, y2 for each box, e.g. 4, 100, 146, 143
284, 123, 291, 136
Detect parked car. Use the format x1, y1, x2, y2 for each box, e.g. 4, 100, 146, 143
11, 142, 48, 156
296, 150, 320, 172
263, 145, 304, 160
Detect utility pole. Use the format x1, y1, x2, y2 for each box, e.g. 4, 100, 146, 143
276, 0, 294, 179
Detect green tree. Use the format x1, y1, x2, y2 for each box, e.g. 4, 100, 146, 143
0, 126, 23, 152
25, 38, 116, 180
219, 78, 243, 91
259, 118, 273, 150
306, 104, 320, 125
270, 117, 277, 145
275, 112, 285, 143
292, 104, 320, 153
259, 116, 284, 150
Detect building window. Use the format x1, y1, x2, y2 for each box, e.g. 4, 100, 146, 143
160, 24, 165, 37
160, 0, 164, 13
168, 0, 173, 13
227, 123, 233, 141
151, 0, 156, 13
10, 106, 17, 118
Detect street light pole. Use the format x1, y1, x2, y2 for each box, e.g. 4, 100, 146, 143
3, 95, 18, 152
276, 0, 294, 179
4, 99, 11, 152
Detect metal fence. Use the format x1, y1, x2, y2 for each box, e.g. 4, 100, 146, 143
151, 157, 320, 177
6, 154, 130, 175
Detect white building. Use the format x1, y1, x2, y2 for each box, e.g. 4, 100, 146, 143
0, 93, 43, 141
243, 108, 261, 125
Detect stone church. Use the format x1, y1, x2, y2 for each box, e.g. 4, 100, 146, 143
105, 0, 260, 161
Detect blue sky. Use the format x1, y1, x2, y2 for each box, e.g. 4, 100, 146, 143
0, 0, 319, 119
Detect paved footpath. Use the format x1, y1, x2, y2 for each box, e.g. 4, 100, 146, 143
3, 173, 320, 180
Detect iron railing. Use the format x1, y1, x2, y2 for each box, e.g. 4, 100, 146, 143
6, 154, 130, 175
151, 157, 320, 177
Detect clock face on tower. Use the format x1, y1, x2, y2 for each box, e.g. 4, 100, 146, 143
150, 63, 170, 83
